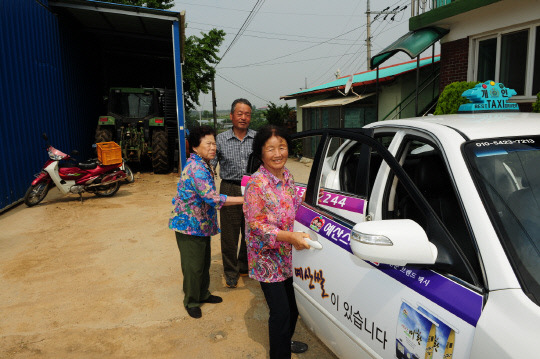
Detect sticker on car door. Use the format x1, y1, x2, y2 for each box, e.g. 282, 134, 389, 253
396, 301, 456, 359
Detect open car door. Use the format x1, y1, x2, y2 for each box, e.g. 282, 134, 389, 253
288, 129, 483, 359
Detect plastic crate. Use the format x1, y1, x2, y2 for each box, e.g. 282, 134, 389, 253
96, 142, 122, 165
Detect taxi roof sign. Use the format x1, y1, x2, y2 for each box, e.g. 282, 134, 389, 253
458, 81, 519, 113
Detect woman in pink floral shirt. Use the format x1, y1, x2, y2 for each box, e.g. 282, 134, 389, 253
244, 125, 311, 358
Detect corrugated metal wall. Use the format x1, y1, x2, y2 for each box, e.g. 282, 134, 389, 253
0, 0, 97, 212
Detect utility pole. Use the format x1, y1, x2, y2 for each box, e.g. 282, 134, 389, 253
366, 0, 371, 71
366, 1, 406, 70
211, 76, 217, 129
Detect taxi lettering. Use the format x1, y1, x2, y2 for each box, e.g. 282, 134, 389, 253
294, 266, 329, 298
330, 293, 388, 350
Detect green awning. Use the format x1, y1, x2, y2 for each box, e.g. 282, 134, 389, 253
370, 26, 449, 69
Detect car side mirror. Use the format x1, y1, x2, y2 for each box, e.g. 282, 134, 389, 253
350, 219, 438, 266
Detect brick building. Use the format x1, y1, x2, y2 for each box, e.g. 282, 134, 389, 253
409, 0, 540, 110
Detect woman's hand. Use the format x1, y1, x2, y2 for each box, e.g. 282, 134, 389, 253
223, 196, 244, 206
291, 232, 311, 250
277, 231, 310, 250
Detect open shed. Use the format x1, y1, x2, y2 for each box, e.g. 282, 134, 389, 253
0, 0, 187, 212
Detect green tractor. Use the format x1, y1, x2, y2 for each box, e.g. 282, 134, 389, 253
95, 87, 169, 173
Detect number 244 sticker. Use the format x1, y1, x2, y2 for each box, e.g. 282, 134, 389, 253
295, 187, 347, 208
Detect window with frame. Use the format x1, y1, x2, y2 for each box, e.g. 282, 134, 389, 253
383, 137, 482, 284
316, 134, 394, 197
474, 24, 539, 97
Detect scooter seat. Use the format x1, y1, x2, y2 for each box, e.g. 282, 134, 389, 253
78, 161, 98, 170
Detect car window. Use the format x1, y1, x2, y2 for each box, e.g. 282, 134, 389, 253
317, 134, 395, 196
320, 137, 363, 194
383, 137, 482, 285
289, 132, 373, 225
287, 135, 320, 200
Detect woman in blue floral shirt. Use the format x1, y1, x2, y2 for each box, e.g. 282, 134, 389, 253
169, 126, 243, 319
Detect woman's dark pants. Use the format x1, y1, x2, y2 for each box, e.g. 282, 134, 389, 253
175, 232, 211, 309
260, 277, 298, 359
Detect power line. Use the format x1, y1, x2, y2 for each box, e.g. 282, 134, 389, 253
178, 1, 366, 17
219, 52, 359, 69
217, 25, 364, 69
216, 0, 265, 66
216, 73, 270, 103
305, 0, 363, 85
310, 0, 409, 84
188, 21, 358, 43
189, 27, 358, 46
309, 30, 366, 86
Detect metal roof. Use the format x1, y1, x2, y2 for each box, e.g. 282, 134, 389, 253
370, 27, 448, 69
300, 93, 375, 108
282, 55, 440, 100
49, 0, 184, 60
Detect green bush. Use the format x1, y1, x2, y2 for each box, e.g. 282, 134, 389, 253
434, 81, 480, 115
532, 92, 540, 113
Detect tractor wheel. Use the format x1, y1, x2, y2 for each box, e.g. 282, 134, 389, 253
94, 182, 120, 197
24, 182, 50, 207
95, 128, 113, 143
152, 129, 169, 174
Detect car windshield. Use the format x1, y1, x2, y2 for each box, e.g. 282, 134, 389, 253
465, 136, 540, 305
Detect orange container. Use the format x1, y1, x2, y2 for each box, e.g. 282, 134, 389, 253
96, 142, 122, 165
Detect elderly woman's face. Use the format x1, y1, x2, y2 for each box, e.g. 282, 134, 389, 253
261, 135, 288, 176
193, 134, 217, 161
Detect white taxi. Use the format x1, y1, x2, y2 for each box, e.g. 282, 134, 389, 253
287, 82, 540, 358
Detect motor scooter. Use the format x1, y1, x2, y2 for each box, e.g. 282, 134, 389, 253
24, 133, 127, 207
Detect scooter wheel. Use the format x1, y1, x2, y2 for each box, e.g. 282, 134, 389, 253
124, 164, 135, 183
94, 181, 120, 197
24, 182, 50, 207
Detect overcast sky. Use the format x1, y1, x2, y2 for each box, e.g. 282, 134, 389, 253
172, 0, 418, 111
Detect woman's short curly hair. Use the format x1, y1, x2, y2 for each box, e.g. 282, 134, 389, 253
252, 125, 291, 160
188, 125, 216, 152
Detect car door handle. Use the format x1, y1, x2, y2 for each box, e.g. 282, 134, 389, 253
303, 230, 323, 250
305, 238, 323, 250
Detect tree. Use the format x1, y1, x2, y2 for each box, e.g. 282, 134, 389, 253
264, 102, 293, 127
532, 92, 540, 113
182, 29, 226, 113
104, 0, 174, 9
185, 112, 199, 130
434, 81, 480, 115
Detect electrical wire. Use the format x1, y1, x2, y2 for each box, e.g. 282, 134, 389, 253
216, 73, 270, 103
217, 25, 364, 69
219, 52, 359, 69
178, 1, 366, 17
189, 27, 358, 46
189, 21, 358, 43
310, 1, 409, 84
217, 0, 265, 66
